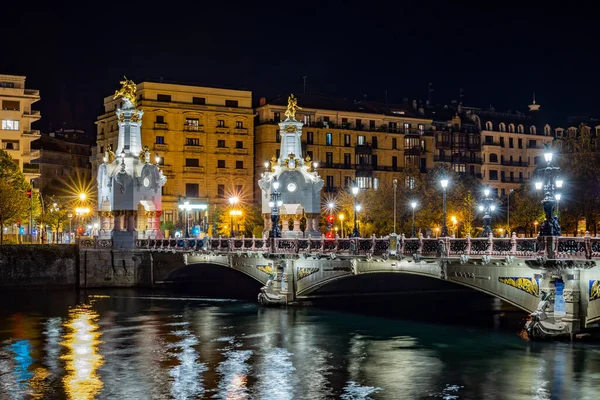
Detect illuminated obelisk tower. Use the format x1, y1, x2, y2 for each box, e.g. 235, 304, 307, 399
96, 78, 167, 248
258, 94, 324, 238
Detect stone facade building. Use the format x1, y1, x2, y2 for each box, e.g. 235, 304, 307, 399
95, 81, 254, 231
0, 74, 41, 183
32, 129, 91, 194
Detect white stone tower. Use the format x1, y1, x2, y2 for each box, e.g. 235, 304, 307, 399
258, 94, 324, 237
96, 78, 167, 248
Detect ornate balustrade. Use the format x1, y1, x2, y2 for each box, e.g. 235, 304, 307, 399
79, 233, 600, 260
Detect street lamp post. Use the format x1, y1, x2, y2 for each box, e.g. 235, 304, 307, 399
555, 193, 561, 219
478, 188, 496, 237
393, 179, 398, 234
534, 144, 563, 236
451, 216, 458, 237
355, 203, 362, 237
507, 188, 514, 234
327, 202, 335, 236
410, 201, 417, 238
68, 212, 73, 243
269, 179, 283, 238
339, 214, 345, 238
440, 179, 449, 237
228, 196, 239, 238
351, 182, 360, 237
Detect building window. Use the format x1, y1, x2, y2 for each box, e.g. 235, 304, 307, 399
217, 120, 225, 127
276, 129, 281, 143
544, 125, 551, 136
418, 124, 424, 133
518, 124, 524, 133
489, 170, 498, 180
530, 126, 537, 134
2, 100, 19, 111
344, 134, 351, 147
508, 124, 515, 133
499, 123, 506, 132
344, 153, 351, 167
276, 149, 280, 158
225, 100, 238, 108
0, 82, 15, 88
192, 97, 206, 105
185, 158, 199, 167
235, 141, 243, 149
372, 136, 378, 149
518, 138, 523, 149
236, 121, 243, 128
186, 138, 199, 146
323, 116, 330, 122
236, 184, 243, 194
357, 136, 366, 145
236, 160, 243, 169
218, 160, 226, 168
489, 153, 498, 163
218, 184, 225, 198
356, 119, 362, 129
186, 183, 199, 198
1, 120, 19, 130
326, 176, 334, 188
453, 163, 466, 173
155, 136, 164, 144
344, 176, 352, 187
509, 138, 514, 148
404, 123, 411, 132
392, 156, 398, 169
326, 152, 333, 167
392, 138, 397, 149
534, 156, 540, 165
326, 133, 333, 145
485, 121, 493, 131
217, 140, 226, 148
156, 115, 165, 123
499, 137, 505, 147
157, 94, 171, 102
185, 118, 200, 128
307, 131, 314, 144
304, 115, 311, 125
274, 112, 281, 122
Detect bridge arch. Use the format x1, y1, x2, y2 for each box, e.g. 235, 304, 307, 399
297, 270, 535, 313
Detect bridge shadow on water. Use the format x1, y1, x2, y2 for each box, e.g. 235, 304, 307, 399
164, 266, 528, 333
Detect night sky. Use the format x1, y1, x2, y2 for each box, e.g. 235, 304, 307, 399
3, 2, 599, 137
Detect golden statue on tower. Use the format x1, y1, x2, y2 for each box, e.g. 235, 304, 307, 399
284, 94, 301, 121
113, 76, 138, 108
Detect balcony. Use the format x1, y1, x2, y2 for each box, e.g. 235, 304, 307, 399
355, 143, 372, 155
22, 150, 41, 159
24, 89, 40, 96
23, 110, 41, 118
320, 163, 353, 170
374, 165, 403, 172
233, 127, 248, 135
501, 177, 526, 184
154, 122, 168, 130
183, 166, 205, 173
356, 165, 374, 177
216, 126, 229, 134
482, 141, 502, 147
501, 161, 529, 167
434, 155, 483, 164
404, 146, 424, 155
217, 168, 230, 175
184, 145, 204, 153
22, 130, 41, 137
234, 168, 248, 175
233, 148, 248, 155
527, 144, 544, 149
184, 124, 204, 133
324, 186, 338, 193
153, 144, 168, 151
22, 163, 40, 174
435, 140, 451, 149
216, 147, 229, 154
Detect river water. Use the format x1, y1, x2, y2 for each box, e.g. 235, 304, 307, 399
0, 289, 599, 399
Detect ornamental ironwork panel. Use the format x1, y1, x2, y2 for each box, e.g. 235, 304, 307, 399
298, 240, 309, 250
211, 239, 220, 249
470, 240, 490, 253
422, 239, 438, 254
374, 240, 389, 253
277, 240, 294, 250
516, 240, 537, 253
169, 239, 177, 247
254, 239, 264, 249
338, 240, 351, 251
558, 239, 585, 253
234, 239, 243, 249
493, 239, 512, 252
324, 240, 336, 251
244, 240, 253, 249
404, 240, 420, 254
220, 240, 229, 249
450, 240, 467, 254
359, 240, 373, 252
311, 241, 322, 250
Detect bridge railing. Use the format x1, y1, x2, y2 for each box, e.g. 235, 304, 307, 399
81, 232, 600, 260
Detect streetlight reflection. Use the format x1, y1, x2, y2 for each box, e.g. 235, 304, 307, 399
60, 304, 104, 400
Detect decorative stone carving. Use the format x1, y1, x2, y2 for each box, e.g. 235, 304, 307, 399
459, 254, 469, 265
350, 259, 358, 275
504, 256, 515, 265
562, 289, 580, 303
439, 260, 448, 280
498, 276, 539, 297
481, 255, 491, 265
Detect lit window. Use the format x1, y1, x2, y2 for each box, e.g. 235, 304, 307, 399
1, 120, 19, 130
236, 121, 243, 128
326, 133, 332, 145
357, 136, 366, 145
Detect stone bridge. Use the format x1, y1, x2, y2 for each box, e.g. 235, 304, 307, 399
80, 233, 600, 338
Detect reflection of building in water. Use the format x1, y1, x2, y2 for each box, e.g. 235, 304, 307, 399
60, 304, 104, 400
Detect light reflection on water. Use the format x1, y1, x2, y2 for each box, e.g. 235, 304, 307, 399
60, 304, 104, 400
0, 292, 599, 399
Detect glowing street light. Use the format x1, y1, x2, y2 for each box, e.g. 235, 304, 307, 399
228, 196, 239, 238
79, 193, 87, 201
440, 178, 449, 237
479, 187, 496, 237
534, 144, 563, 235
339, 213, 345, 238
410, 201, 417, 238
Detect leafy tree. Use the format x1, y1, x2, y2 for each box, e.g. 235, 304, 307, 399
0, 149, 38, 244
509, 186, 545, 237
37, 196, 70, 243
215, 202, 264, 237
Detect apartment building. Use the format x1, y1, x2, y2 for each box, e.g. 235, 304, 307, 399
254, 95, 435, 200
0, 74, 41, 183
32, 129, 91, 194
95, 81, 254, 227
